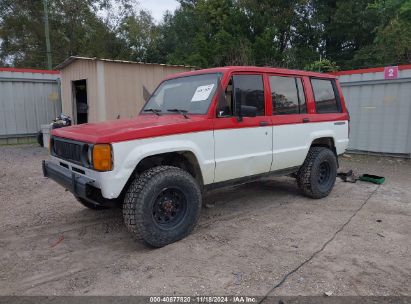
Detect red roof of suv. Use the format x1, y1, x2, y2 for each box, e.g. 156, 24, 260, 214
166, 66, 337, 80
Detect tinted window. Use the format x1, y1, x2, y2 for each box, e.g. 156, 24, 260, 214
233, 75, 265, 116
270, 76, 306, 115
311, 79, 340, 113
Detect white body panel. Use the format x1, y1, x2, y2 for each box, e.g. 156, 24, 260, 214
214, 126, 273, 182
271, 121, 349, 171
50, 120, 348, 199
51, 131, 215, 199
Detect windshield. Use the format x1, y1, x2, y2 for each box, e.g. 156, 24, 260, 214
143, 73, 221, 114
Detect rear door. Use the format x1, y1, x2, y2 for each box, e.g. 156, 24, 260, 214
213, 73, 273, 183
309, 78, 349, 155
269, 75, 312, 171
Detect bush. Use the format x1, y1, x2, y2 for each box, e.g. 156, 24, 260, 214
304, 59, 339, 73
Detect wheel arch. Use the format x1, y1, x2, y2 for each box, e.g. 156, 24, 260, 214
136, 150, 204, 185
119, 150, 205, 200
309, 136, 338, 167
310, 137, 336, 153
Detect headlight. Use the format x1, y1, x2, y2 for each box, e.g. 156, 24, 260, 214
87, 145, 92, 165
92, 144, 113, 171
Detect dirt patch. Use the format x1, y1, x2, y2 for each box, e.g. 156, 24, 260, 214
0, 145, 410, 296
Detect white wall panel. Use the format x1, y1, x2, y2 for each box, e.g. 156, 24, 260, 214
0, 71, 61, 137
339, 68, 411, 156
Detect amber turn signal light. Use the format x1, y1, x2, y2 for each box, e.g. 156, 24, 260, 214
92, 144, 112, 171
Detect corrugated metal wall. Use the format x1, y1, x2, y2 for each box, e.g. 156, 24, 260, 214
339, 68, 411, 156
0, 70, 61, 139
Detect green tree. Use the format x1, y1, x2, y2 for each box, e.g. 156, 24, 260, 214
240, 0, 303, 66
157, 0, 252, 68
1, 0, 410, 70
117, 9, 161, 62
0, 0, 129, 68
353, 0, 411, 66
304, 58, 339, 72
312, 0, 380, 69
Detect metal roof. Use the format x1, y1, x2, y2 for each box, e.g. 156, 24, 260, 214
332, 64, 411, 76
55, 56, 196, 70
0, 67, 59, 74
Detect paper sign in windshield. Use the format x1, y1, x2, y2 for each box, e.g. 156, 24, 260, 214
191, 84, 215, 102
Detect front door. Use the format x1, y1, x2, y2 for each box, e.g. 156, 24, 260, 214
213, 74, 273, 183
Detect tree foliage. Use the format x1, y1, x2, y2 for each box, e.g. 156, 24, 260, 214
0, 0, 129, 68
304, 59, 339, 72
0, 0, 410, 70
356, 0, 411, 66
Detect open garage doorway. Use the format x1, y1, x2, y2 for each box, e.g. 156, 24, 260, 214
72, 80, 88, 124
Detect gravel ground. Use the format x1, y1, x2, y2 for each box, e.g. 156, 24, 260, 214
0, 145, 410, 296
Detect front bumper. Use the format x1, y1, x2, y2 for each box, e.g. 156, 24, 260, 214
42, 160, 118, 207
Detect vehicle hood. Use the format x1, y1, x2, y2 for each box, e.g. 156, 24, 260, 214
51, 115, 211, 144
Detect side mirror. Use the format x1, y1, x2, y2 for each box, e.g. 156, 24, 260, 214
239, 105, 257, 118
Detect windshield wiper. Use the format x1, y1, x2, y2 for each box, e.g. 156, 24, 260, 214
167, 109, 189, 119
143, 108, 162, 116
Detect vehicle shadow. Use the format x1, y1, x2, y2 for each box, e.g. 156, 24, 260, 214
63, 176, 301, 251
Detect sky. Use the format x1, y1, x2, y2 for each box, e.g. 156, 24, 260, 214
138, 0, 180, 23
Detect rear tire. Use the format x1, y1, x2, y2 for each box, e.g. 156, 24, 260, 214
123, 166, 202, 247
75, 197, 108, 210
297, 147, 337, 199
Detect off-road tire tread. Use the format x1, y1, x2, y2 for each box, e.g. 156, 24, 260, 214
297, 147, 337, 199
123, 165, 201, 247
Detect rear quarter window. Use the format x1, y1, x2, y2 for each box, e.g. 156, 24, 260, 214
311, 79, 341, 113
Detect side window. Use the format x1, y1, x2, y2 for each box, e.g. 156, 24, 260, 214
270, 76, 307, 115
217, 79, 234, 117
217, 74, 265, 117
311, 79, 340, 113
233, 74, 265, 116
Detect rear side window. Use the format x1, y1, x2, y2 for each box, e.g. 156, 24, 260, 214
232, 75, 265, 116
311, 79, 340, 113
270, 76, 306, 115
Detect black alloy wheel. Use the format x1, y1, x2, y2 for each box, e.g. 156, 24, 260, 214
318, 161, 331, 185
152, 188, 188, 229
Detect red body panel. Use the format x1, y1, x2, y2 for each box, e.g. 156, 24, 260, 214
166, 66, 337, 81
52, 66, 348, 144
52, 115, 212, 143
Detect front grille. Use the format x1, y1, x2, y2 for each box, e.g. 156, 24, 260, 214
52, 138, 84, 164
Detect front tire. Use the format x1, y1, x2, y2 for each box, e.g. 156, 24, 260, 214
123, 166, 202, 247
297, 147, 337, 199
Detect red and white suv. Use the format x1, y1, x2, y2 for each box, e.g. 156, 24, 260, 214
43, 66, 349, 247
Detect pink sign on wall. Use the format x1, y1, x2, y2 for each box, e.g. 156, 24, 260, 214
384, 66, 398, 79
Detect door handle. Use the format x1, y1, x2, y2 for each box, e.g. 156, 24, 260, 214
259, 121, 269, 126
302, 118, 310, 123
